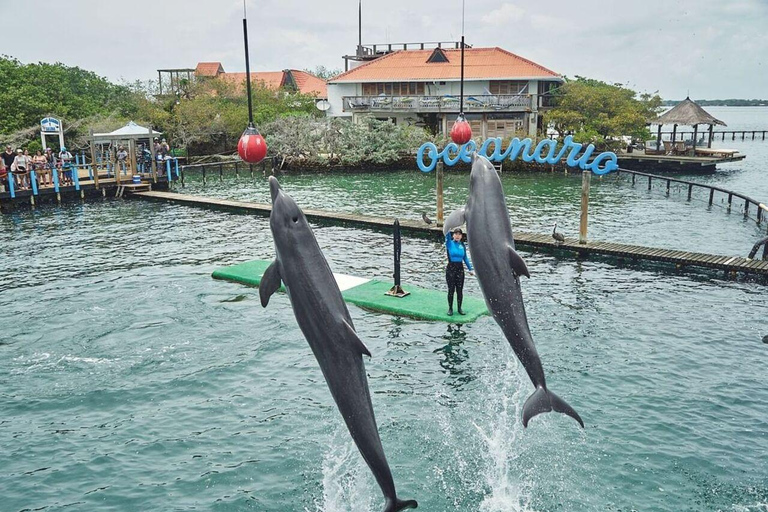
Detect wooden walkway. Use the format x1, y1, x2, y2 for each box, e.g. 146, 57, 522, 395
134, 191, 768, 278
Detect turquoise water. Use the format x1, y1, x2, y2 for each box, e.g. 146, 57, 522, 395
2, 108, 768, 511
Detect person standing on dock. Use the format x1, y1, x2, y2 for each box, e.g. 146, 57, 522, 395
445, 227, 474, 316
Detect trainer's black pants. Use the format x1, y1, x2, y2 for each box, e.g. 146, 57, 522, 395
446, 262, 465, 310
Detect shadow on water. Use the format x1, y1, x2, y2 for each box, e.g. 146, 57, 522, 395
433, 324, 475, 389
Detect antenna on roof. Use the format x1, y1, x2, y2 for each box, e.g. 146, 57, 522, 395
358, 0, 362, 50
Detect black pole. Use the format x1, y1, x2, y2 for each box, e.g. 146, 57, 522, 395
459, 35, 465, 117
393, 218, 401, 287
243, 17, 254, 127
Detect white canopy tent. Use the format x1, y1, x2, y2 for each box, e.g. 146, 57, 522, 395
92, 121, 162, 182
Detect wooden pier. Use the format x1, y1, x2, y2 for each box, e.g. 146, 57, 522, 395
132, 191, 768, 278
617, 150, 745, 172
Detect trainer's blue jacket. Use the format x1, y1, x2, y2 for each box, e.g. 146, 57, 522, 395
445, 233, 473, 270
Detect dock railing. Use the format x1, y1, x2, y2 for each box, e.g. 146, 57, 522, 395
615, 167, 768, 231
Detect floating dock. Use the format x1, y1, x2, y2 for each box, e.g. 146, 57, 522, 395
212, 259, 488, 322
134, 191, 768, 279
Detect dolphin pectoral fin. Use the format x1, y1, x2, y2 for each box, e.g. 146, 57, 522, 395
259, 261, 282, 307
383, 497, 418, 512
508, 246, 530, 278
522, 387, 584, 428
443, 207, 466, 235
343, 320, 372, 357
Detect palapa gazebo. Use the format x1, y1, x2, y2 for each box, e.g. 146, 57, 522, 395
652, 97, 726, 152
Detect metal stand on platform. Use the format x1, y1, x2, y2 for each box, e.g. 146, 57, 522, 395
385, 219, 410, 297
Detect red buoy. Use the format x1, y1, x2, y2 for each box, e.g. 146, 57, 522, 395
238, 125, 267, 164
450, 117, 472, 145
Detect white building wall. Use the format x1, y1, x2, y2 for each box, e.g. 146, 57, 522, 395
326, 83, 357, 118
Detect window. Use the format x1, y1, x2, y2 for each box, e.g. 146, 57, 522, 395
489, 81, 529, 95
362, 82, 425, 95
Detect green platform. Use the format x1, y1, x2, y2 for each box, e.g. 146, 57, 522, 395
212, 259, 488, 323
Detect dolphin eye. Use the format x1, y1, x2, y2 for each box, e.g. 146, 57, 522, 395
292, 216, 299, 223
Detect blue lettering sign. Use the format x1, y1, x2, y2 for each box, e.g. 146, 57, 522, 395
417, 135, 619, 175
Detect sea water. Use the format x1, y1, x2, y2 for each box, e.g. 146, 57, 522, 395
1, 107, 767, 511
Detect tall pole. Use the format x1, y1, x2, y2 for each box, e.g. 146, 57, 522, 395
459, 0, 465, 118
243, 1, 254, 128
358, 0, 362, 53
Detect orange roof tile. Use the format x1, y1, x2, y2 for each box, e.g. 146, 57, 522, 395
289, 70, 328, 97
219, 70, 327, 97
330, 47, 561, 83
195, 62, 224, 77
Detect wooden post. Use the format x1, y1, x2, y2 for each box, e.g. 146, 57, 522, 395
656, 124, 662, 152
671, 124, 677, 145
113, 140, 120, 185
90, 129, 100, 189
436, 161, 444, 227
692, 124, 698, 155
708, 124, 713, 148
579, 170, 591, 244
149, 128, 158, 183
688, 183, 693, 200
128, 139, 136, 181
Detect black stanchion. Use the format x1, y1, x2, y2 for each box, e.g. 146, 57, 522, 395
385, 219, 409, 297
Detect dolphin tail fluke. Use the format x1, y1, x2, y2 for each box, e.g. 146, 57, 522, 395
522, 387, 584, 428
383, 497, 418, 512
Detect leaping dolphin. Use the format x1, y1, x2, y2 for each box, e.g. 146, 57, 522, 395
444, 155, 584, 428
260, 176, 418, 512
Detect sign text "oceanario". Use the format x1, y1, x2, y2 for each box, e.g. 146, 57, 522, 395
416, 135, 619, 175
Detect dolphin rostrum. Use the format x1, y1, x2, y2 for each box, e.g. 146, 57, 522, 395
443, 155, 584, 428
260, 176, 418, 512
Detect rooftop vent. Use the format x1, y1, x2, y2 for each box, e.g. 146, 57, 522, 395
426, 48, 449, 63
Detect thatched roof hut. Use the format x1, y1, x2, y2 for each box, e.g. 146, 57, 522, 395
653, 97, 726, 127
651, 97, 726, 149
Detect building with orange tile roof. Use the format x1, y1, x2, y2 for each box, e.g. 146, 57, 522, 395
327, 45, 562, 137
191, 62, 327, 99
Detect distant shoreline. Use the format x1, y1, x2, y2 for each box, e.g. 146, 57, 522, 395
662, 100, 768, 107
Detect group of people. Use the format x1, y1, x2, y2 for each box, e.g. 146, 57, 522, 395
0, 145, 74, 191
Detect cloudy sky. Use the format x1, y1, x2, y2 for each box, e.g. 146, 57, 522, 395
2, 0, 766, 99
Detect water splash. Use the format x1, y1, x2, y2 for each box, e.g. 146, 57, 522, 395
312, 425, 376, 512
474, 359, 535, 512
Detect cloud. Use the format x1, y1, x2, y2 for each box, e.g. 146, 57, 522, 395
480, 3, 525, 25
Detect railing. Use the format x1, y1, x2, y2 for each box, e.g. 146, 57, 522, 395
654, 130, 767, 142
342, 94, 532, 113
356, 41, 463, 57
176, 159, 274, 187
2, 158, 180, 201
615, 167, 768, 232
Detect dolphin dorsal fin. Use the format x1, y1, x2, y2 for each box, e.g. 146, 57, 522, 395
508, 246, 530, 278
259, 260, 282, 307
443, 207, 466, 235
343, 320, 372, 357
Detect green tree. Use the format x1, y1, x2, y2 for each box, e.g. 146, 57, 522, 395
543, 77, 662, 149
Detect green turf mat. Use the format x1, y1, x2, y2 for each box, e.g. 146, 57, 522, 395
340, 279, 487, 322
212, 259, 488, 323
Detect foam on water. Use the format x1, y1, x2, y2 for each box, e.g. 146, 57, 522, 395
314, 425, 376, 512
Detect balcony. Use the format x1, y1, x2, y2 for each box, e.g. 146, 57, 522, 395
342, 94, 532, 113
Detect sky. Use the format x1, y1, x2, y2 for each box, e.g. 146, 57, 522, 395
1, 0, 766, 100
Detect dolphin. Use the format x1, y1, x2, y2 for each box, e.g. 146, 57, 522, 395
260, 176, 417, 512
443, 155, 584, 428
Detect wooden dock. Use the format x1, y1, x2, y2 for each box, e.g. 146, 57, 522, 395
617, 151, 745, 172
133, 191, 768, 278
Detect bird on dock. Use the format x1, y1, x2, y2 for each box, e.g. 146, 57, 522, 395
422, 212, 433, 225
552, 222, 565, 244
